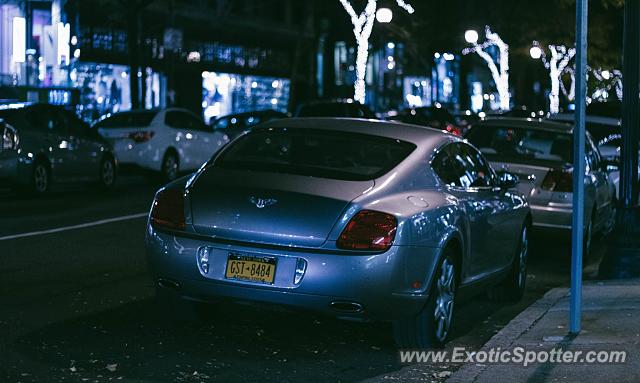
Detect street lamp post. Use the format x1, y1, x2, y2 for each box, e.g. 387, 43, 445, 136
376, 7, 393, 23
570, 0, 588, 336
464, 30, 478, 45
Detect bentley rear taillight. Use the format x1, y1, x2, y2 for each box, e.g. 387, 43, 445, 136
336, 210, 397, 251
150, 189, 186, 230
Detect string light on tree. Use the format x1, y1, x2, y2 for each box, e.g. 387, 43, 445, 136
338, 0, 414, 104
529, 42, 576, 114
591, 68, 622, 102
463, 26, 510, 110
559, 65, 576, 102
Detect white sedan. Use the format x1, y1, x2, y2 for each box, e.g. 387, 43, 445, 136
95, 108, 229, 181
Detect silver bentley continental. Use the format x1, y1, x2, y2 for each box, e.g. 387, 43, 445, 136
146, 118, 531, 348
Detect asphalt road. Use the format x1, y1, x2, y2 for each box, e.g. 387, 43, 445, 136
0, 176, 605, 383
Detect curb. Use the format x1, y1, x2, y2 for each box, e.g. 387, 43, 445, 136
445, 287, 568, 383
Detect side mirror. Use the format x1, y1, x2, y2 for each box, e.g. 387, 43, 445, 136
497, 171, 519, 189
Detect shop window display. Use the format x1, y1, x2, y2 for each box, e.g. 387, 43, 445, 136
71, 63, 164, 123
202, 71, 289, 124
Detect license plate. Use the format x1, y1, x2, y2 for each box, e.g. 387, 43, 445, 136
225, 253, 276, 284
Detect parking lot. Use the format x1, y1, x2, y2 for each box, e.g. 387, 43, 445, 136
0, 176, 605, 383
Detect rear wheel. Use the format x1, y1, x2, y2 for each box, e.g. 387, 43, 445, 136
31, 161, 50, 194
393, 248, 457, 349
487, 224, 529, 302
584, 211, 594, 259
160, 151, 179, 183
97, 156, 116, 190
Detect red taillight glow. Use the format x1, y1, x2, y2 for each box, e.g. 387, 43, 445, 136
150, 189, 186, 230
445, 124, 462, 136
336, 210, 397, 251
129, 131, 155, 143
541, 169, 573, 192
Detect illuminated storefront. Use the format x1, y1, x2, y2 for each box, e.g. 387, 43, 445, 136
71, 63, 165, 122
0, 1, 166, 122
404, 77, 431, 108
201, 71, 290, 124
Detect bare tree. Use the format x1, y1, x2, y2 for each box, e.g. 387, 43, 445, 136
338, 0, 414, 104
531, 42, 576, 113
463, 27, 510, 111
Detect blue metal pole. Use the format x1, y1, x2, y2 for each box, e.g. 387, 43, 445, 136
570, 0, 588, 335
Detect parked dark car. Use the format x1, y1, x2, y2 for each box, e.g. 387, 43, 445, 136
296, 100, 376, 119
211, 110, 288, 139
0, 103, 117, 193
465, 118, 615, 255
391, 106, 463, 135
453, 110, 482, 132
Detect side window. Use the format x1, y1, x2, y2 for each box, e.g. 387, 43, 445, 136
26, 106, 67, 135
432, 144, 463, 188
461, 143, 496, 188
165, 111, 205, 131
62, 110, 90, 136
432, 143, 494, 189
586, 136, 601, 172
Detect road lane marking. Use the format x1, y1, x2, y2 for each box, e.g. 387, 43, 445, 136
0, 212, 148, 241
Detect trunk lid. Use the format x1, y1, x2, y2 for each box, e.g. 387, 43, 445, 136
491, 160, 561, 205
97, 127, 153, 145
189, 167, 374, 247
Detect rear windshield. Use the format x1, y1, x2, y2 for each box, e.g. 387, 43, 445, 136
466, 124, 573, 164
297, 103, 371, 118
94, 111, 157, 128
215, 128, 416, 181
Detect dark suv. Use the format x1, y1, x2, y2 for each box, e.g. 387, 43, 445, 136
0, 103, 117, 194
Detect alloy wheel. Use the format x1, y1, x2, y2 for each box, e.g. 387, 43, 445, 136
433, 258, 456, 342
517, 226, 529, 289
34, 164, 48, 193
101, 159, 115, 187
163, 155, 178, 181
585, 218, 593, 257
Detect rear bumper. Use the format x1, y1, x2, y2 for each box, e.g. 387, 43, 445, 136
112, 140, 164, 172
530, 203, 572, 230
145, 227, 441, 321
0, 151, 31, 186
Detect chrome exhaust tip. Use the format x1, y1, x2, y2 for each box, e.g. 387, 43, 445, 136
329, 301, 364, 313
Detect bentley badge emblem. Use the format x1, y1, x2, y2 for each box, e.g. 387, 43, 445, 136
249, 196, 278, 209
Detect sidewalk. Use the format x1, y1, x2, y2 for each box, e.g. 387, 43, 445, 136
447, 279, 640, 383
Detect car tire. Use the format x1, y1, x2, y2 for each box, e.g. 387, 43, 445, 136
583, 211, 594, 259
30, 160, 50, 194
487, 224, 529, 302
160, 151, 179, 183
392, 247, 457, 349
97, 155, 116, 190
